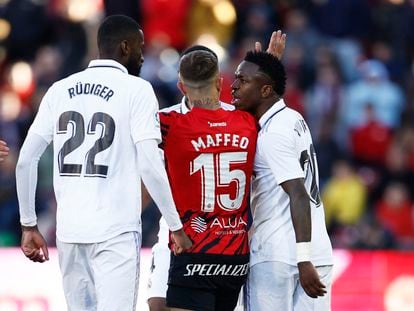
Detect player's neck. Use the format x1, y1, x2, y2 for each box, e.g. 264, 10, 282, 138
254, 96, 280, 120
189, 96, 221, 110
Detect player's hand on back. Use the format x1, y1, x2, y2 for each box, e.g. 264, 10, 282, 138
254, 30, 286, 60
0, 140, 9, 162
171, 229, 192, 255
21, 225, 49, 263
297, 261, 327, 298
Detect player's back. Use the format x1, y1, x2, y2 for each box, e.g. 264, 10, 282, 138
160, 107, 257, 256
156, 99, 234, 245
32, 60, 160, 243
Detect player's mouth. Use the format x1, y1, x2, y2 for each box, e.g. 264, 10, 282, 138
231, 93, 241, 105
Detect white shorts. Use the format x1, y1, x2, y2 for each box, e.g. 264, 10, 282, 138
146, 241, 171, 300
56, 231, 141, 311
245, 262, 332, 311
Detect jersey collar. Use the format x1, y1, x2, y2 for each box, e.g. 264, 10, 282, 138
258, 98, 287, 130
179, 97, 231, 114
87, 59, 129, 74
179, 97, 191, 114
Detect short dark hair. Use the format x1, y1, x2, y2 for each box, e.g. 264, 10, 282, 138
244, 51, 286, 96
97, 15, 141, 55
179, 50, 218, 88
181, 45, 218, 60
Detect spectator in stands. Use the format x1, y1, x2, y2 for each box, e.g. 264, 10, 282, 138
375, 182, 414, 248
350, 103, 393, 166
323, 159, 367, 230
342, 60, 404, 132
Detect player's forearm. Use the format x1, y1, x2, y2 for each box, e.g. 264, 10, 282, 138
281, 178, 312, 243
136, 139, 183, 231
290, 194, 312, 243
16, 133, 49, 226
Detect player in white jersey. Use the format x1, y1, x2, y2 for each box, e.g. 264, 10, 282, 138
15, 15, 191, 311
231, 51, 333, 310
0, 140, 9, 162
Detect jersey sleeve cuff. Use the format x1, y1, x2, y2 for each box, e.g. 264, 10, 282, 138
20, 219, 37, 227
167, 222, 183, 232
276, 172, 305, 185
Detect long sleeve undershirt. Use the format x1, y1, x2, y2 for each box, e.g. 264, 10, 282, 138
16, 133, 49, 226
136, 139, 182, 231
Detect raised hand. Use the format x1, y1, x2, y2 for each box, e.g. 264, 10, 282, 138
255, 30, 286, 60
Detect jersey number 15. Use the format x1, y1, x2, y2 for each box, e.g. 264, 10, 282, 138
190, 152, 247, 212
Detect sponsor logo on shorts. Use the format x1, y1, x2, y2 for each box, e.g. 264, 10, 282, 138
184, 263, 249, 277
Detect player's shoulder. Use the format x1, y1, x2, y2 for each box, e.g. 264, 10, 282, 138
125, 75, 153, 90
232, 109, 256, 125
45, 71, 82, 97
265, 107, 308, 138
159, 109, 180, 124
160, 103, 182, 113
272, 107, 303, 128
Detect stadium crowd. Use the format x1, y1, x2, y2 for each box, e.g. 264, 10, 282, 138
0, 0, 414, 250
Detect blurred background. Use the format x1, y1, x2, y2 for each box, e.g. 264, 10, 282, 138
1, 0, 414, 310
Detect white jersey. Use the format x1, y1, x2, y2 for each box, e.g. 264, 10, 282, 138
28, 59, 161, 243
156, 97, 235, 245
250, 99, 333, 267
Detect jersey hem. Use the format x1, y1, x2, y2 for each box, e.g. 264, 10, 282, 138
56, 226, 140, 243
250, 257, 334, 267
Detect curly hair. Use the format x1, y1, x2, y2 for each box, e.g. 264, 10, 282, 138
244, 51, 286, 96
98, 15, 141, 56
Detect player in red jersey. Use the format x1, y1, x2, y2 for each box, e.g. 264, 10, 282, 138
160, 50, 257, 311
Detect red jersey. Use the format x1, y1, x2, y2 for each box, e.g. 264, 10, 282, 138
160, 107, 257, 255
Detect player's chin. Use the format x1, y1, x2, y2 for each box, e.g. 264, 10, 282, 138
231, 97, 240, 106
128, 63, 142, 77
231, 99, 244, 111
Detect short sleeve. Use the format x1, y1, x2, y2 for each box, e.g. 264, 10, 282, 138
130, 81, 162, 144
28, 87, 54, 143
261, 131, 304, 185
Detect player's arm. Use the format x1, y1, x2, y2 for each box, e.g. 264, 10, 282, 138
141, 147, 165, 211
262, 131, 326, 298
255, 30, 286, 60
141, 182, 152, 211
0, 139, 9, 162
136, 139, 192, 254
16, 133, 50, 263
281, 179, 326, 298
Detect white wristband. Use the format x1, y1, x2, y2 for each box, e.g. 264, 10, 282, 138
296, 242, 311, 263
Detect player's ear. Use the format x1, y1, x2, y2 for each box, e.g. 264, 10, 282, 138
216, 77, 223, 93
120, 40, 129, 56
261, 84, 273, 98
177, 80, 187, 96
